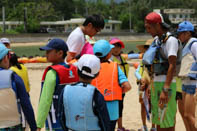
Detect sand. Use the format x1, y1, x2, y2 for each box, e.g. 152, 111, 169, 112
26, 61, 185, 131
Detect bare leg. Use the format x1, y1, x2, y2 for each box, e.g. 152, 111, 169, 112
177, 98, 190, 131
117, 117, 123, 128
141, 103, 147, 126
184, 93, 197, 131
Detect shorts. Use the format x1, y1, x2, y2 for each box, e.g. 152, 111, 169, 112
151, 81, 177, 128
118, 94, 125, 117
182, 84, 196, 95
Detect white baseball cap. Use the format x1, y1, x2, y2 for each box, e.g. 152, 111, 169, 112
77, 54, 100, 78
0, 38, 11, 44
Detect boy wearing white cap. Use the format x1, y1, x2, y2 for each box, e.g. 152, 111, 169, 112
59, 54, 110, 131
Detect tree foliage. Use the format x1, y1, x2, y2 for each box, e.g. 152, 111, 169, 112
0, 0, 197, 33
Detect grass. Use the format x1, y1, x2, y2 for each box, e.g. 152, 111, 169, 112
12, 40, 146, 57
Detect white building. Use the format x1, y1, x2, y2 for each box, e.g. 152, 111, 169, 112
0, 18, 122, 33
154, 8, 197, 26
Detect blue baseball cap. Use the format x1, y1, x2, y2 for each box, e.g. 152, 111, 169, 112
93, 40, 114, 57
40, 38, 68, 52
177, 21, 194, 33
0, 42, 11, 60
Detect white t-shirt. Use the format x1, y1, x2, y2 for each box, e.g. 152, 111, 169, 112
66, 27, 85, 55
161, 36, 179, 58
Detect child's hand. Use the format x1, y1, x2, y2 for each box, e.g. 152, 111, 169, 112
140, 78, 146, 91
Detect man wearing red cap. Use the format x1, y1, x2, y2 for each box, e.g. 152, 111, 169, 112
144, 12, 181, 131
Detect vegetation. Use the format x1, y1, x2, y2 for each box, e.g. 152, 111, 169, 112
0, 0, 197, 33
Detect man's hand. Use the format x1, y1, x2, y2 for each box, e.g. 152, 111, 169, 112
159, 91, 168, 108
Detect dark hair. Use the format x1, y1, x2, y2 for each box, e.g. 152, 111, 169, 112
96, 55, 110, 63
83, 14, 105, 29
78, 68, 98, 81
10, 53, 22, 69
55, 49, 67, 59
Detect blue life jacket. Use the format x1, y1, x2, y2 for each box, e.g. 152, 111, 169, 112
187, 40, 197, 79
0, 69, 22, 128
41, 64, 79, 131
153, 34, 182, 75
63, 82, 101, 131
178, 39, 197, 80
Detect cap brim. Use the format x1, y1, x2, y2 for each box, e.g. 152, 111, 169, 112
110, 44, 115, 49
39, 46, 53, 51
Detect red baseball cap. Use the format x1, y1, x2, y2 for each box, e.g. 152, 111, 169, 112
109, 38, 125, 48
145, 12, 170, 29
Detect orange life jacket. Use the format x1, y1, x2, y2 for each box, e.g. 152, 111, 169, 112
91, 61, 122, 101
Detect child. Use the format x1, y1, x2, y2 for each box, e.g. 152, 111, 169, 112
135, 39, 156, 131
66, 14, 105, 62
0, 43, 37, 131
109, 38, 129, 131
59, 54, 110, 131
177, 21, 197, 131
36, 38, 79, 131
92, 40, 131, 131
10, 52, 30, 94
0, 37, 11, 49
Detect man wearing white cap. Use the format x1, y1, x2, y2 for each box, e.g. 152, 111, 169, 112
59, 54, 110, 131
0, 38, 11, 49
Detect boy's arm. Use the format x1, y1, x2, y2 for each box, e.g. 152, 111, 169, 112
93, 89, 110, 131
58, 88, 68, 131
12, 73, 37, 131
118, 66, 131, 93
37, 69, 56, 129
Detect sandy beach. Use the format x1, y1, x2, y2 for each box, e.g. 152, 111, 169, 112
26, 61, 185, 131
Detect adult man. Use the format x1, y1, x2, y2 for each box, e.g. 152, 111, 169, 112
66, 14, 105, 62
144, 12, 181, 131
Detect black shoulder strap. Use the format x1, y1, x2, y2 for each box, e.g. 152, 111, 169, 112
119, 54, 128, 76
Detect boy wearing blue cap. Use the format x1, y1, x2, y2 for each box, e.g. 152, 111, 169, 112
0, 44, 37, 131
59, 54, 110, 131
177, 21, 197, 131
37, 38, 79, 131
92, 40, 131, 131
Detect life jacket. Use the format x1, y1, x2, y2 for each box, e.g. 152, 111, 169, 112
0, 70, 21, 128
178, 38, 197, 80
41, 64, 79, 130
152, 33, 182, 75
91, 62, 122, 101
111, 55, 129, 78
10, 64, 30, 93
63, 82, 101, 131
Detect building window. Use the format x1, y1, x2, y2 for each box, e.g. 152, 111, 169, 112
105, 26, 111, 29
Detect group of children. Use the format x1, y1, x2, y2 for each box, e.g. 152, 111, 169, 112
0, 12, 196, 131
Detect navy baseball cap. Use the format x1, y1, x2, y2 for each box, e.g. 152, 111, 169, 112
39, 38, 68, 52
